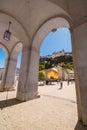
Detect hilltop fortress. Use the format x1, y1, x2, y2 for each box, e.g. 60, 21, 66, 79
40, 49, 72, 58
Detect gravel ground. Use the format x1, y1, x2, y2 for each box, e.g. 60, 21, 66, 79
0, 81, 85, 130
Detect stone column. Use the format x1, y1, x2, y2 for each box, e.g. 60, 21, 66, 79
16, 46, 30, 101
17, 46, 40, 101
71, 29, 82, 122
26, 46, 40, 100
0, 52, 19, 91
72, 23, 87, 126
0, 57, 8, 91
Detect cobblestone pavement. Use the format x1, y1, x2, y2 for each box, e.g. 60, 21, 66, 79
0, 81, 86, 130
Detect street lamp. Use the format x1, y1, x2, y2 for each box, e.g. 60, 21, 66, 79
3, 21, 12, 41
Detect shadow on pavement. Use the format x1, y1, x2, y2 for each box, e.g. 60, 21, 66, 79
74, 121, 87, 130
0, 95, 40, 110
0, 98, 23, 109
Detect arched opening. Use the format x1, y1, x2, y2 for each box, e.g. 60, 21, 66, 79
15, 50, 22, 88
0, 44, 8, 86
0, 12, 29, 92
28, 17, 77, 128
10, 42, 23, 92
39, 27, 75, 100
0, 48, 6, 82
30, 17, 74, 90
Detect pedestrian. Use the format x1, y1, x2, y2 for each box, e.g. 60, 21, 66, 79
59, 80, 63, 89
67, 80, 69, 85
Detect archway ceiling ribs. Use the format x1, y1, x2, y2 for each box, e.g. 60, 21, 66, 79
49, 0, 87, 28
11, 42, 23, 57
24, 0, 71, 40
0, 41, 23, 58
0, 0, 86, 40
0, 0, 71, 42
32, 17, 70, 50
0, 12, 29, 47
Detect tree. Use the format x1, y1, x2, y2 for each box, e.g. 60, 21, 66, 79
58, 62, 74, 70
39, 64, 45, 71
38, 71, 46, 81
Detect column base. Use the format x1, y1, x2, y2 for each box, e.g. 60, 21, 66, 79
75, 121, 87, 129
0, 83, 15, 92
16, 91, 40, 101
4, 87, 15, 91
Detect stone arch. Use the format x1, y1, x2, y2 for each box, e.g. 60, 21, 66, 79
29, 17, 71, 77
10, 42, 23, 56
32, 17, 71, 50
25, 16, 73, 100
10, 42, 23, 88
10, 41, 23, 76
0, 42, 23, 91
0, 12, 29, 45
29, 17, 72, 77
0, 0, 71, 40
32, 14, 72, 41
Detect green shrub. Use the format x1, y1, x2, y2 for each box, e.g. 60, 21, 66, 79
38, 71, 46, 81
39, 64, 45, 71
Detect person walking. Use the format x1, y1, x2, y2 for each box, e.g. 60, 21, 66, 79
67, 80, 69, 85
58, 80, 63, 89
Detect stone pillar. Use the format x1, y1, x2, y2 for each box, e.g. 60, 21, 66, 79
17, 46, 40, 101
27, 47, 40, 99
72, 23, 87, 125
0, 52, 19, 91
16, 47, 30, 101
0, 57, 8, 91
26, 46, 40, 100
71, 29, 82, 122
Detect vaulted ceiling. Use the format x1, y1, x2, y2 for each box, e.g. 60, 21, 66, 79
0, 0, 86, 50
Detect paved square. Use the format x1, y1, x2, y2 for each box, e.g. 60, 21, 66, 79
0, 81, 78, 130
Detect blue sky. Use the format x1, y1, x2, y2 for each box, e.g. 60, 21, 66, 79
0, 49, 22, 68
0, 48, 6, 68
40, 28, 72, 56
17, 51, 22, 68
0, 28, 72, 68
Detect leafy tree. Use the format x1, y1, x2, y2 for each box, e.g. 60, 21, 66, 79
45, 61, 52, 69
58, 62, 73, 70
39, 64, 45, 71
38, 71, 46, 81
